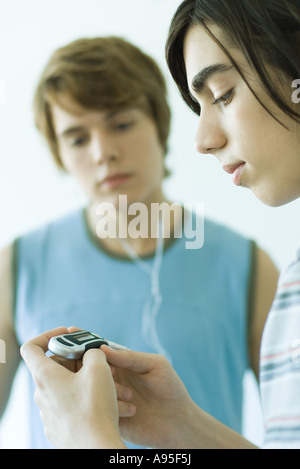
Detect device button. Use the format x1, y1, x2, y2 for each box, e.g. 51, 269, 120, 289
85, 340, 108, 352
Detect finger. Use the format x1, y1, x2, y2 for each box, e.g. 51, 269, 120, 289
81, 347, 111, 371
101, 345, 158, 374
82, 349, 134, 404
20, 327, 69, 378
118, 400, 136, 418
115, 382, 132, 402
49, 354, 83, 373
21, 326, 69, 356
67, 326, 82, 333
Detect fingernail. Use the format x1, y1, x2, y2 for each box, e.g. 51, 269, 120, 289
128, 404, 136, 415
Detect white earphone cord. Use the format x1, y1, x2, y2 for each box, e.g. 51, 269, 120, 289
119, 214, 172, 363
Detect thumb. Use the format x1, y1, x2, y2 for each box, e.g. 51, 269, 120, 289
101, 345, 156, 373
81, 348, 112, 375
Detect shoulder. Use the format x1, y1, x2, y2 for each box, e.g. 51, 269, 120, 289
287, 248, 300, 274
186, 209, 251, 243
272, 249, 300, 306
12, 209, 85, 276
278, 248, 300, 287
201, 215, 254, 258
181, 212, 255, 277
17, 209, 83, 248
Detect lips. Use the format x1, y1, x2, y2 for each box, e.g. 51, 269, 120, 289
101, 172, 133, 188
222, 162, 246, 186
222, 163, 244, 175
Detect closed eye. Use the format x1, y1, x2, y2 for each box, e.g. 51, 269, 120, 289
212, 89, 234, 106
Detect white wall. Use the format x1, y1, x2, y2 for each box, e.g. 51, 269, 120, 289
1, 0, 300, 449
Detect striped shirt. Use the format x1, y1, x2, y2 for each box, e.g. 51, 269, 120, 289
260, 248, 300, 449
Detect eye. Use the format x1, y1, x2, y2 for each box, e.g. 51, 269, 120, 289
213, 89, 234, 106
115, 121, 134, 131
71, 136, 88, 147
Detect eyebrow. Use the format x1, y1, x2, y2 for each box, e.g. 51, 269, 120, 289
59, 109, 134, 139
60, 126, 85, 139
191, 63, 234, 94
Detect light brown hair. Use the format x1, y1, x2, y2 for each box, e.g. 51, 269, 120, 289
34, 36, 171, 172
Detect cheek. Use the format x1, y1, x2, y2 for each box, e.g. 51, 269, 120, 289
228, 98, 270, 159
127, 132, 163, 168
59, 145, 88, 176
127, 131, 152, 152
58, 145, 76, 173
62, 158, 93, 191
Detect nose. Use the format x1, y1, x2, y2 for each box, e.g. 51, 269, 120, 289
91, 132, 119, 164
194, 112, 227, 156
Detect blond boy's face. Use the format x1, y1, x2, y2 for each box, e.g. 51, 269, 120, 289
51, 95, 165, 208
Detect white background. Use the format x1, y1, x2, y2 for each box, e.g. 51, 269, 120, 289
1, 0, 300, 448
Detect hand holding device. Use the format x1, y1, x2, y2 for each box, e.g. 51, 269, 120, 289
48, 330, 127, 359
21, 327, 129, 449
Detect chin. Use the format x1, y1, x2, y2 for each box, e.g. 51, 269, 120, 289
253, 187, 299, 208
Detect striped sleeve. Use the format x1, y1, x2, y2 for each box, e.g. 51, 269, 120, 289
260, 250, 300, 449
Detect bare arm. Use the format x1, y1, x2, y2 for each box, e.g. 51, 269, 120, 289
0, 244, 21, 418
249, 247, 279, 379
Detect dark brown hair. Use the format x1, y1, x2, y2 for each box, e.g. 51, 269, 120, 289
166, 0, 300, 125
34, 36, 171, 171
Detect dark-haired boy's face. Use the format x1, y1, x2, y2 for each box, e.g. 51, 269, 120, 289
183, 24, 300, 207
51, 95, 165, 208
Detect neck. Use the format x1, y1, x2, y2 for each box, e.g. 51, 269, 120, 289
85, 193, 182, 257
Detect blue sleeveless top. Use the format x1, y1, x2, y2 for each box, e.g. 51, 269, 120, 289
14, 208, 255, 449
